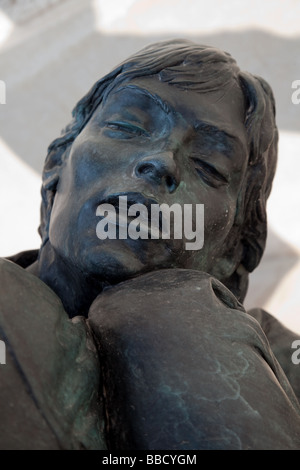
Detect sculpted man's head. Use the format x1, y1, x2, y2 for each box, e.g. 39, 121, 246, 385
36, 39, 278, 310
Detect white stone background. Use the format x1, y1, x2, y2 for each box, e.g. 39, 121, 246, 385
0, 0, 300, 332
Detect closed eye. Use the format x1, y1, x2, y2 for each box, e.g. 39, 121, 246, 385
191, 157, 228, 188
104, 121, 150, 138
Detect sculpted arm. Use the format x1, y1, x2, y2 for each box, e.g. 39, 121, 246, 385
89, 269, 300, 450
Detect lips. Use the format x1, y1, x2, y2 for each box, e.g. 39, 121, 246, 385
97, 191, 162, 236
99, 191, 159, 212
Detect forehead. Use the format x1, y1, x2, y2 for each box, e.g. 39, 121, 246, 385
102, 76, 248, 150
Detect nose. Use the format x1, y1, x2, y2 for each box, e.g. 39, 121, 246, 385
134, 152, 180, 193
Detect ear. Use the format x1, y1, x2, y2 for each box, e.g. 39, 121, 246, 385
215, 202, 267, 304
211, 191, 248, 302
220, 260, 249, 304
211, 229, 246, 302
42, 146, 68, 191
39, 146, 70, 246
39, 186, 56, 247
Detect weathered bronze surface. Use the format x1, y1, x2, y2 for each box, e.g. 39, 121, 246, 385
1, 39, 299, 450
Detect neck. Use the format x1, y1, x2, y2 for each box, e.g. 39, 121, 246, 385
28, 241, 107, 318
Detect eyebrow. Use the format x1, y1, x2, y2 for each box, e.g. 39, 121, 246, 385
193, 121, 234, 156
194, 121, 228, 137
115, 85, 172, 115
114, 84, 247, 152
194, 120, 249, 157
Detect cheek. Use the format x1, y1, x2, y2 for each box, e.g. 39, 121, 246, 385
68, 132, 137, 189
68, 139, 104, 188
180, 178, 237, 238
204, 193, 236, 237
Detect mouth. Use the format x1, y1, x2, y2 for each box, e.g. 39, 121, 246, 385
100, 191, 159, 211
97, 191, 163, 237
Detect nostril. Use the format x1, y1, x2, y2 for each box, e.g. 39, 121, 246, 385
135, 158, 179, 193
135, 162, 154, 176
165, 175, 177, 193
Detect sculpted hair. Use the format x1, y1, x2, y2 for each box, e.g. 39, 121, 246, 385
39, 39, 278, 301
223, 72, 278, 300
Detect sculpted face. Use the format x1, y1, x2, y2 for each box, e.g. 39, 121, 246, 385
48, 76, 249, 283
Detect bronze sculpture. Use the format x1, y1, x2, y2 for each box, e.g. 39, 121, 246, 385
1, 39, 299, 450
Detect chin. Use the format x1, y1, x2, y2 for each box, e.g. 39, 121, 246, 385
78, 238, 177, 284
